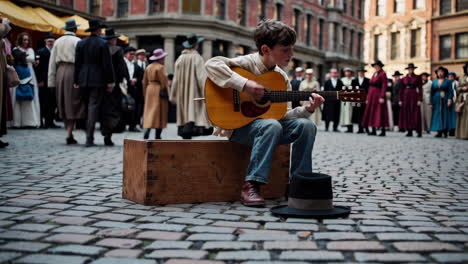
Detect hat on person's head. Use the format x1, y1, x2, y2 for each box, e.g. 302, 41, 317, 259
295, 67, 304, 72
270, 173, 351, 219
85, 19, 107, 32
103, 28, 120, 40
305, 68, 314, 74
183, 33, 204, 49
392, 71, 403, 76
44, 32, 55, 41
62, 19, 80, 31
371, 60, 384, 67
448, 72, 457, 77
135, 49, 146, 55
356, 66, 367, 72
124, 46, 136, 54
421, 72, 430, 77
405, 63, 418, 69
149, 48, 168, 61
435, 66, 449, 76
343, 67, 353, 73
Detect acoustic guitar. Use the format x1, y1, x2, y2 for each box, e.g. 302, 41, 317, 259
205, 67, 367, 130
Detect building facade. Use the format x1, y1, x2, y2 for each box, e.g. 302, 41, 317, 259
364, 0, 468, 77
57, 0, 365, 81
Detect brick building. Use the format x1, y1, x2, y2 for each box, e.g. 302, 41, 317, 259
55, 0, 365, 81
363, 0, 467, 77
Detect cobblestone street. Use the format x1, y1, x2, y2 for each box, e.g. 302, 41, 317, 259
0, 124, 467, 263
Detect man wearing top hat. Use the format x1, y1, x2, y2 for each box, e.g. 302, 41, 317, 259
398, 63, 423, 137
391, 70, 403, 131
351, 66, 369, 133
36, 32, 58, 128
74, 19, 114, 147
170, 33, 212, 139
48, 19, 85, 145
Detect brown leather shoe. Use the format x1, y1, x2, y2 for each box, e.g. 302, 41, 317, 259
241, 181, 265, 206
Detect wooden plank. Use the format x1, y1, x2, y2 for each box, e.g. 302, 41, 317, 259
122, 139, 148, 204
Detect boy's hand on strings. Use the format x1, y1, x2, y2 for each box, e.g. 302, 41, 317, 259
244, 80, 265, 100
305, 93, 325, 113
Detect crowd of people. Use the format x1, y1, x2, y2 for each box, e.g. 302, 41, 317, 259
290, 61, 468, 139
0, 17, 467, 149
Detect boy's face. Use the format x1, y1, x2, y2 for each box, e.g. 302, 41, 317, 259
263, 44, 294, 67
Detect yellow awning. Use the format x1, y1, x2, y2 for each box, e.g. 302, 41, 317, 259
0, 0, 53, 32
25, 7, 66, 35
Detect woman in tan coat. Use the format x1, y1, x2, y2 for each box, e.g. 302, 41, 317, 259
143, 48, 169, 139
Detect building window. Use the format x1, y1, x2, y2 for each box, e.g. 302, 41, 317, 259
149, 0, 164, 14
117, 0, 128, 17
391, 32, 400, 60
215, 0, 225, 20
357, 32, 363, 59
374, 34, 381, 60
182, 0, 201, 14
275, 3, 283, 21
343, 0, 347, 13
293, 9, 301, 35
320, 0, 325, 5
440, 35, 452, 60
440, 0, 452, 15
358, 0, 364, 19
413, 0, 424, 9
258, 0, 267, 20
349, 30, 354, 56
237, 0, 247, 25
61, 0, 74, 8
88, 0, 100, 15
456, 0, 468, 11
394, 0, 405, 13
319, 19, 324, 49
410, 28, 421, 58
456, 33, 468, 58
376, 0, 386, 16
342, 27, 347, 53
333, 23, 339, 51
305, 14, 312, 46
351, 0, 355, 16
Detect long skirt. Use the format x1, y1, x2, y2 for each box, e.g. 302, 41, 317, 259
56, 63, 85, 120
361, 87, 389, 128
339, 102, 353, 126
399, 89, 422, 131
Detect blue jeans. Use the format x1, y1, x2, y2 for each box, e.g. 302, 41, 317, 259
230, 118, 317, 184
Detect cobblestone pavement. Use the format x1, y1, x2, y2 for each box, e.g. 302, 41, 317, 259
0, 123, 467, 263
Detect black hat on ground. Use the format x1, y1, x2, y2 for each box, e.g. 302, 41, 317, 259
356, 66, 367, 72
124, 46, 136, 53
434, 66, 449, 77
392, 71, 403, 76
103, 28, 120, 40
270, 173, 351, 219
85, 19, 107, 32
183, 33, 204, 49
371, 60, 384, 67
405, 63, 418, 69
62, 19, 79, 31
44, 32, 55, 40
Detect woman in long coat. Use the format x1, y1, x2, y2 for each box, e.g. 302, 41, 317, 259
455, 63, 468, 139
398, 63, 423, 137
143, 49, 169, 139
361, 60, 389, 136
430, 66, 455, 137
299, 68, 321, 125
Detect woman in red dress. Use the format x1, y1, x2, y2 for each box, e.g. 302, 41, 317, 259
362, 60, 389, 136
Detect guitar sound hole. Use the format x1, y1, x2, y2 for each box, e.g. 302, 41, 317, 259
241, 102, 270, 118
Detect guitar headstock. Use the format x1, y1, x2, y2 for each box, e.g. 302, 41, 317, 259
338, 89, 367, 103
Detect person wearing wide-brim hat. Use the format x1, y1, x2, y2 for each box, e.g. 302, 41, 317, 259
271, 173, 351, 219
170, 33, 212, 139
430, 66, 456, 137
389, 70, 404, 132
103, 28, 120, 40
399, 63, 423, 137
62, 18, 80, 31
143, 49, 169, 140
74, 19, 114, 147
361, 60, 389, 136
351, 66, 370, 133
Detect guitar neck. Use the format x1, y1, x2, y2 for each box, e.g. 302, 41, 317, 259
265, 91, 338, 103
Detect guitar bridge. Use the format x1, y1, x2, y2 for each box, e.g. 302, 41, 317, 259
233, 90, 240, 112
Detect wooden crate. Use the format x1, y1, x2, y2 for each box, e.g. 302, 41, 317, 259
123, 139, 290, 205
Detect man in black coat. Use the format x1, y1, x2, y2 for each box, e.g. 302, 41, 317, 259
74, 20, 114, 147
124, 46, 144, 131
322, 68, 343, 132
290, 67, 304, 109
351, 66, 370, 133
36, 33, 58, 128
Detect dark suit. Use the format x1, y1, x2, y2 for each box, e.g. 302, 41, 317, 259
74, 34, 114, 143
129, 62, 144, 128
36, 46, 56, 127
322, 78, 343, 131
290, 78, 302, 109
351, 77, 370, 131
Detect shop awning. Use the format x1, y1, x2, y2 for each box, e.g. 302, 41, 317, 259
0, 0, 53, 32
25, 6, 66, 35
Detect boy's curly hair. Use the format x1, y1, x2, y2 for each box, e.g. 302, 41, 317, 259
254, 19, 296, 55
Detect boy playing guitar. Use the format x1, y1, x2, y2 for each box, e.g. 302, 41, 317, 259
205, 20, 324, 206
